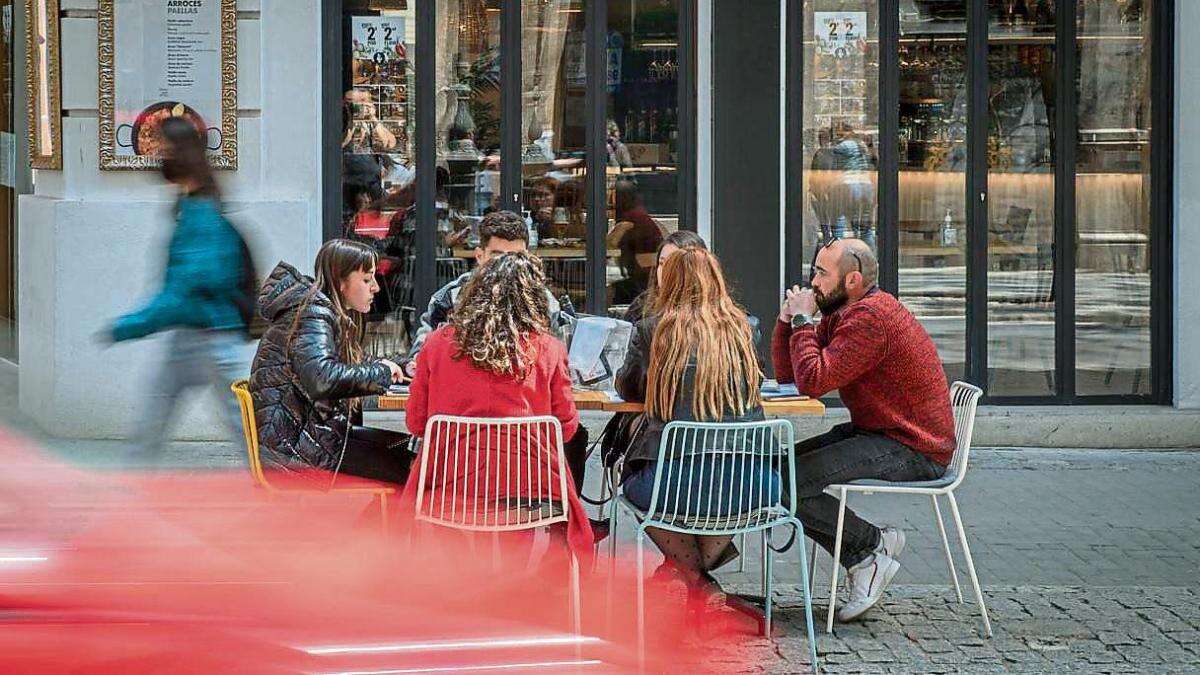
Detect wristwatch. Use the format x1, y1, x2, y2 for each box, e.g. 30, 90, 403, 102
791, 313, 815, 328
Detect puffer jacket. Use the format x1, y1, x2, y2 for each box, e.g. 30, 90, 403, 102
249, 262, 391, 472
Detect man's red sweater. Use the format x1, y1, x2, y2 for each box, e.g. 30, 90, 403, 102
771, 288, 956, 466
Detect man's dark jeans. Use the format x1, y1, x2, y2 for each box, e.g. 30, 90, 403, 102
793, 423, 945, 569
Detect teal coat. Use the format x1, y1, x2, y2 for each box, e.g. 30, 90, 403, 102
112, 197, 244, 342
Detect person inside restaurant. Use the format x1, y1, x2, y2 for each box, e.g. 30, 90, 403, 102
607, 180, 665, 306
772, 237, 955, 623
615, 247, 777, 630
401, 252, 594, 556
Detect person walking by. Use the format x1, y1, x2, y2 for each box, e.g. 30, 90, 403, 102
103, 117, 248, 461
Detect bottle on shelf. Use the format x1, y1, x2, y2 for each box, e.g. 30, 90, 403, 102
941, 208, 958, 247
524, 209, 538, 249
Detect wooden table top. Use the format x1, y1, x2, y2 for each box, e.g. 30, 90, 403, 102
378, 389, 825, 416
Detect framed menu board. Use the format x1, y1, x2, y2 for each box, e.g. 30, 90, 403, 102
97, 0, 237, 170
26, 0, 63, 170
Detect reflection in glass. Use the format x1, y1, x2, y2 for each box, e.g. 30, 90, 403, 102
986, 0, 1056, 397
1075, 0, 1152, 395
803, 1, 879, 257
1, 0, 14, 360
605, 0, 677, 309
522, 0, 590, 311
897, 2, 966, 382
341, 2, 420, 356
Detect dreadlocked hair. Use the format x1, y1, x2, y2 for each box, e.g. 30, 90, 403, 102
645, 248, 762, 421
449, 252, 551, 376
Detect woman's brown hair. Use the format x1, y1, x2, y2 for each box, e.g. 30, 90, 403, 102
449, 252, 550, 376
287, 238, 378, 367
645, 248, 761, 421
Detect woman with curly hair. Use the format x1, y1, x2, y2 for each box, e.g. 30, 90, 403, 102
401, 252, 593, 554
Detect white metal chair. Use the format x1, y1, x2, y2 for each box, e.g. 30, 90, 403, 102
608, 420, 819, 672
814, 381, 991, 637
413, 415, 581, 636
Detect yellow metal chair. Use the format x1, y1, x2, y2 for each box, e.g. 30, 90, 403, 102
230, 380, 396, 536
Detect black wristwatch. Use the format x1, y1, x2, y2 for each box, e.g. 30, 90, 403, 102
791, 313, 815, 328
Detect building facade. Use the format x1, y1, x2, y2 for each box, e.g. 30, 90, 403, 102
4, 0, 1198, 442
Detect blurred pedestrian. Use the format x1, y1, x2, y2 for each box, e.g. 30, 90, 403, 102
103, 117, 248, 460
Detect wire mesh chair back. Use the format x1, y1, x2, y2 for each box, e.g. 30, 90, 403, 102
644, 419, 796, 534
415, 415, 572, 532
945, 381, 984, 489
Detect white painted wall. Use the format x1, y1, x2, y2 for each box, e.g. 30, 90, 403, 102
18, 0, 324, 438
1174, 1, 1199, 409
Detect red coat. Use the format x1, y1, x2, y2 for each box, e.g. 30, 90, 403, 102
771, 288, 956, 465
402, 326, 592, 555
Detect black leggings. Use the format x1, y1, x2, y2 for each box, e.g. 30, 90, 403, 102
336, 426, 414, 485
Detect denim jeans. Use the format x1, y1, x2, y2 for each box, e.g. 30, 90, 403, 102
793, 423, 945, 568
132, 328, 247, 457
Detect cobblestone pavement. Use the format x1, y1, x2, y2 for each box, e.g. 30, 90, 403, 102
690, 584, 1200, 673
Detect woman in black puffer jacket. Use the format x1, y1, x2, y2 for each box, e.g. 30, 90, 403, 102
250, 239, 411, 484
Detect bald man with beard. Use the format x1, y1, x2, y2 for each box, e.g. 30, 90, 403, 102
772, 238, 956, 623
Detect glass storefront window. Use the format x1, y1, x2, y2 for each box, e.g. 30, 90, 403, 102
897, 1, 967, 383
802, 1, 880, 259
986, 0, 1058, 397
1075, 0, 1152, 396
523, 0, 589, 311
341, 1, 419, 357
605, 0, 679, 309
1, 0, 16, 362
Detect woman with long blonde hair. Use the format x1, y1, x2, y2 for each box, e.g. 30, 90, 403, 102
402, 252, 594, 555
615, 248, 780, 624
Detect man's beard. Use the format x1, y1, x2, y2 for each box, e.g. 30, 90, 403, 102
814, 281, 849, 315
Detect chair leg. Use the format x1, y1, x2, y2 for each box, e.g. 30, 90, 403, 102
808, 537, 818, 595
763, 528, 774, 638
569, 551, 582, 651
760, 530, 768, 597
636, 527, 647, 671
606, 502, 620, 631
931, 494, 963, 603
948, 492, 993, 638
378, 494, 389, 539
794, 522, 820, 674
826, 489, 848, 634
738, 531, 747, 573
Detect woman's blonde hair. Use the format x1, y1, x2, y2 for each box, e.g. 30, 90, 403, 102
449, 252, 550, 376
646, 248, 761, 421
288, 238, 378, 367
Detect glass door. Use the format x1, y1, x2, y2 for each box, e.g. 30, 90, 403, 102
984, 0, 1058, 397
0, 0, 15, 362
896, 1, 968, 383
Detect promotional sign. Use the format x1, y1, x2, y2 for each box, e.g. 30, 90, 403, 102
98, 0, 238, 170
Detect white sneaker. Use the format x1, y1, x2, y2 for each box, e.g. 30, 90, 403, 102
836, 553, 901, 623
879, 526, 906, 560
